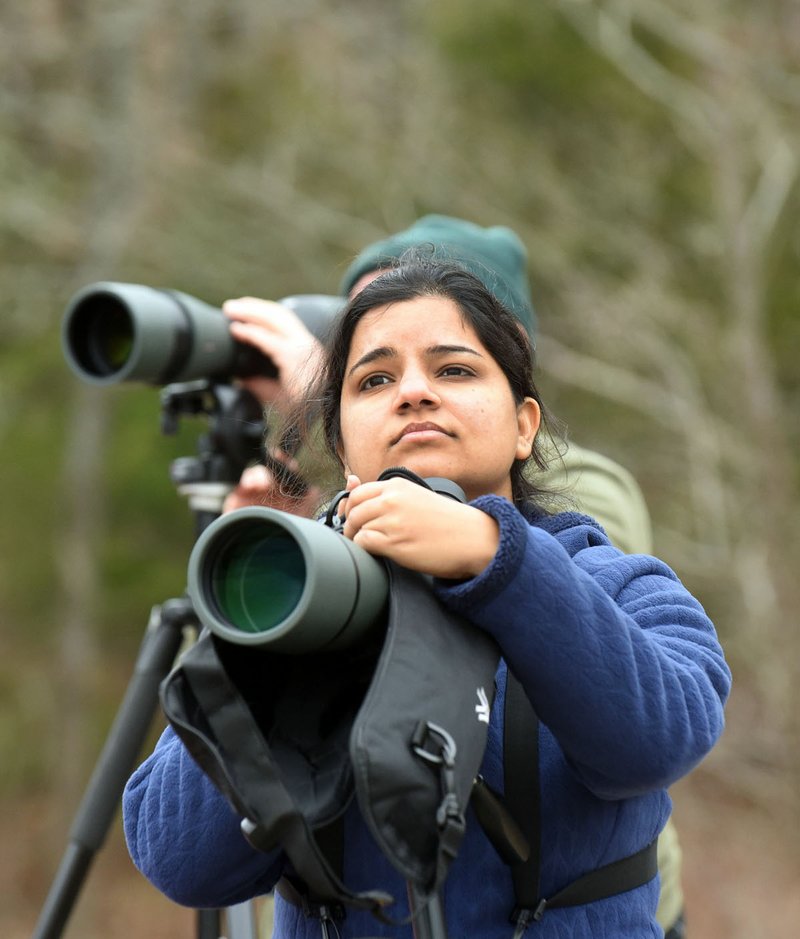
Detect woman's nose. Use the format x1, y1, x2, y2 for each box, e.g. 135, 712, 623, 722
394, 369, 441, 410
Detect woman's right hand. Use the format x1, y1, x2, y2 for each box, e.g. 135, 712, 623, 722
339, 475, 500, 580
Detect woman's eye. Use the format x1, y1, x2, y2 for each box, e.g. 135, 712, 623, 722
440, 365, 474, 377
360, 374, 391, 390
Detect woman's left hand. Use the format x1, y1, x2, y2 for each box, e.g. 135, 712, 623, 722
222, 296, 323, 408
340, 476, 500, 580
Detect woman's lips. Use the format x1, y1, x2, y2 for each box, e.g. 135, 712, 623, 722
391, 422, 453, 444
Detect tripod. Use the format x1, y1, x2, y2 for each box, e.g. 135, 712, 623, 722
31, 381, 266, 939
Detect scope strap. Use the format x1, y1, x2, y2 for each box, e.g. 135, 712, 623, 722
283, 669, 658, 932
503, 669, 541, 911
275, 818, 347, 923
160, 633, 394, 919
503, 671, 658, 934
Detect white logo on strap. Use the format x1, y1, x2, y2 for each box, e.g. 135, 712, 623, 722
475, 686, 490, 724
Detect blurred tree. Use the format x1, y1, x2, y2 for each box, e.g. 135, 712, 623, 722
546, 0, 800, 803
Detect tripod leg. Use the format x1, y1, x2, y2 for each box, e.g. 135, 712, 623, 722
197, 908, 222, 939
408, 883, 449, 939
32, 598, 194, 939
223, 901, 259, 939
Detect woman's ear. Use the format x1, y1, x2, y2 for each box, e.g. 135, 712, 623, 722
515, 397, 541, 461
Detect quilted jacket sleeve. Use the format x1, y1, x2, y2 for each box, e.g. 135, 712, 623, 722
433, 496, 731, 800
123, 726, 283, 907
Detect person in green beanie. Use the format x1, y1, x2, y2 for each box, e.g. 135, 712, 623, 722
339, 214, 538, 337
336, 217, 655, 555
220, 216, 686, 939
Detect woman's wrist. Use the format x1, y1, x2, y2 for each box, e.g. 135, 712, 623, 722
458, 506, 501, 579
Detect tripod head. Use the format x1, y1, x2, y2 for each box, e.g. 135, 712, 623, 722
160, 380, 266, 531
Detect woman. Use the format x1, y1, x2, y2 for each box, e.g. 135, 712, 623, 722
123, 258, 730, 938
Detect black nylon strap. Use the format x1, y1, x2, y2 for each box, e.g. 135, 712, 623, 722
503, 670, 541, 910
161, 635, 391, 916
502, 672, 659, 924
542, 840, 659, 915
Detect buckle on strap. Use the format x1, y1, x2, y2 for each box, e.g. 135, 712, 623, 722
275, 877, 346, 922
510, 901, 548, 939
412, 721, 466, 854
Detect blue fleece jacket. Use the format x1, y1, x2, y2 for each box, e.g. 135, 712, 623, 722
123, 499, 730, 938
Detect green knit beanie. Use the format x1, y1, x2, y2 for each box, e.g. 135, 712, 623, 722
339, 214, 537, 338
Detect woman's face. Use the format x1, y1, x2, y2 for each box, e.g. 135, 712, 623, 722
337, 295, 540, 502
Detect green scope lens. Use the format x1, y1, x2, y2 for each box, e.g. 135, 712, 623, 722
90, 303, 134, 373
209, 523, 306, 634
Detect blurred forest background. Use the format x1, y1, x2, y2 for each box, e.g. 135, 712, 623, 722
1, 1, 798, 936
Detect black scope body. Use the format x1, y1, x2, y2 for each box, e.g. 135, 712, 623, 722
62, 282, 344, 386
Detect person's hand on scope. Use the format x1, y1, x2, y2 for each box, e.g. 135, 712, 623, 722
339, 474, 501, 581
223, 296, 324, 408
222, 455, 322, 517
222, 296, 324, 514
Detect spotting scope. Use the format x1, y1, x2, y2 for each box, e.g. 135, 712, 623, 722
187, 473, 467, 654
187, 506, 389, 654
62, 282, 343, 386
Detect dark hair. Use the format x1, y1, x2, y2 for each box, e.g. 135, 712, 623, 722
299, 252, 556, 508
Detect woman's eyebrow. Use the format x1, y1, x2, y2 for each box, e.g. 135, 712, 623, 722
427, 344, 484, 359
347, 346, 396, 377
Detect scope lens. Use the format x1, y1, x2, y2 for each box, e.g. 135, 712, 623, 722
69, 296, 134, 377
91, 304, 134, 372
209, 523, 306, 634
